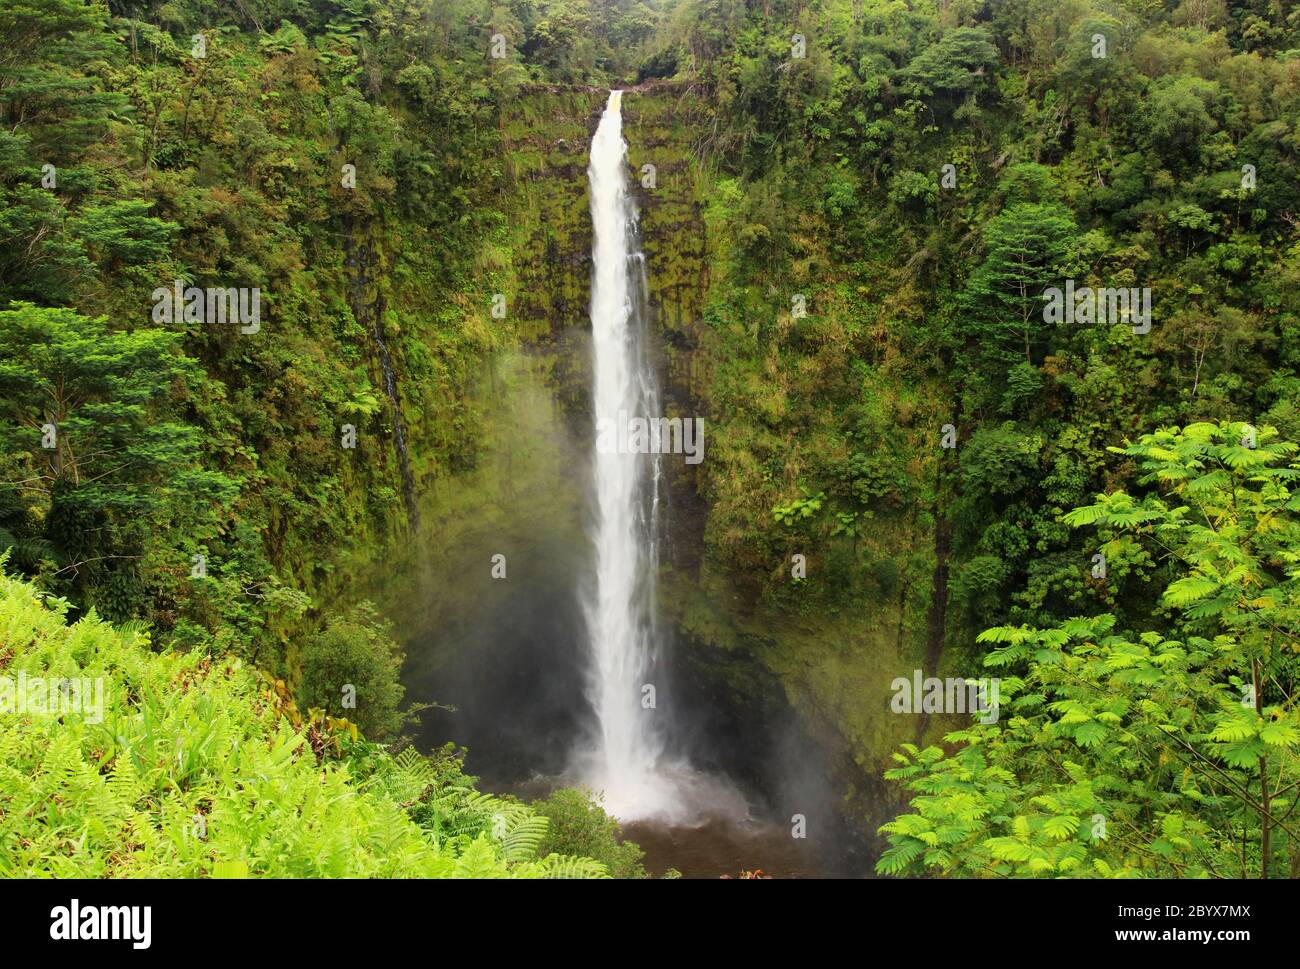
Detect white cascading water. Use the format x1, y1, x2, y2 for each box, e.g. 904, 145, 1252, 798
577, 91, 748, 825
579, 89, 668, 819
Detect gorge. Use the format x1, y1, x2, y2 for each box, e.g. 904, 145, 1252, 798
5, 0, 1297, 884
395, 86, 871, 875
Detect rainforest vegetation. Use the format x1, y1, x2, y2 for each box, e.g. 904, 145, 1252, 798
2, 0, 1300, 879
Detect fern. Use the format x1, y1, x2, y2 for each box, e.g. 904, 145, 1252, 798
0, 570, 609, 879
496, 814, 549, 863
532, 853, 611, 879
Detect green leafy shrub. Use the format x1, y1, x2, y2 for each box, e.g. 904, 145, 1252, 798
878, 423, 1300, 879
530, 788, 648, 879
298, 603, 405, 740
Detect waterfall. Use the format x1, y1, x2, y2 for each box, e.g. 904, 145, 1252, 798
577, 90, 747, 826
579, 89, 668, 819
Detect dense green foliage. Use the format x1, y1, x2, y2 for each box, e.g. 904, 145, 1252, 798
298, 601, 406, 738
654, 0, 1300, 633
3, 0, 1300, 878
878, 422, 1300, 877
2, 0, 510, 664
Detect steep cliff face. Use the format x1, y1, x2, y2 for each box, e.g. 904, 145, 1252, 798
502, 89, 606, 344
624, 86, 957, 831
381, 84, 959, 839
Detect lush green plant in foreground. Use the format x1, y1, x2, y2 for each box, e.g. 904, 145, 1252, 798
531, 786, 650, 879
878, 422, 1300, 878
0, 567, 608, 878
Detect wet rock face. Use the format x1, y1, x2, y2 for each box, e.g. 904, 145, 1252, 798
497, 87, 714, 468
499, 88, 710, 342
445, 87, 913, 852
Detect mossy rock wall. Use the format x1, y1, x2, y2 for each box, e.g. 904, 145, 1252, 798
382, 84, 955, 837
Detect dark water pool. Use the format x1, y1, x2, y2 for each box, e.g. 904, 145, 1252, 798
622, 818, 866, 879
481, 771, 866, 879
